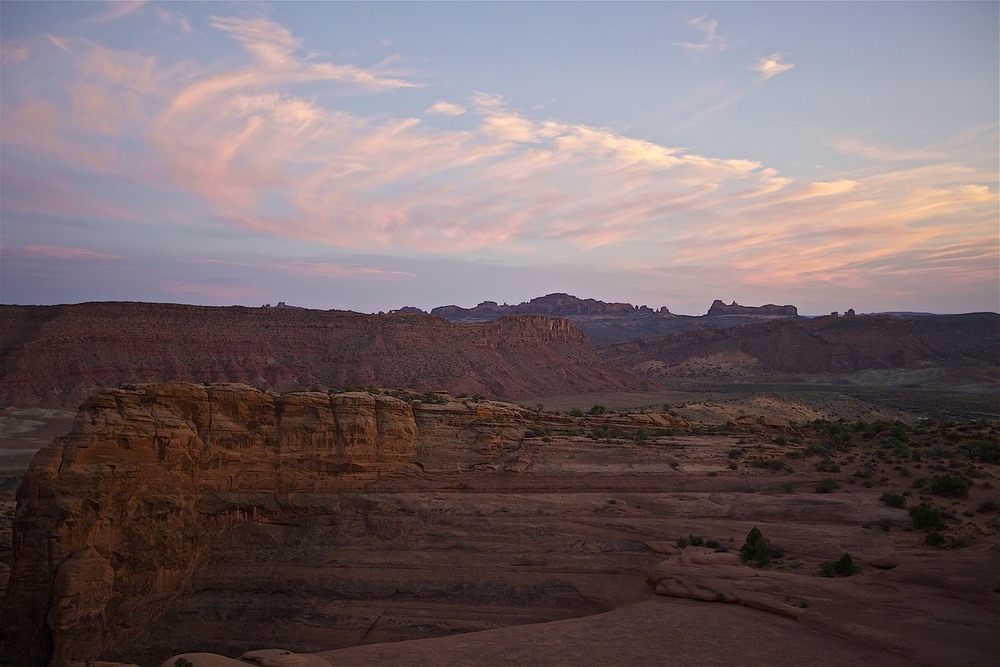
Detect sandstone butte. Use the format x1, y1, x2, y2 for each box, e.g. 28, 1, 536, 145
3, 382, 999, 667
0, 302, 655, 409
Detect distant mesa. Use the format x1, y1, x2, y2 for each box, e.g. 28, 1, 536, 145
409, 293, 799, 345
706, 300, 798, 317
429, 293, 670, 321
262, 301, 305, 310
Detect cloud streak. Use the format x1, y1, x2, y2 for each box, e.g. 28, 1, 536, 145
674, 16, 728, 55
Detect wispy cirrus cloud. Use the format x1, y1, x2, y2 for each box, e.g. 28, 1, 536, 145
23, 245, 123, 260
2, 12, 995, 313
752, 53, 794, 80
674, 16, 728, 55
95, 0, 147, 23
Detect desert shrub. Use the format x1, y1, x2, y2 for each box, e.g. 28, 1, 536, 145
728, 448, 744, 460
773, 435, 788, 446
816, 459, 840, 473
175, 659, 194, 667
783, 482, 795, 494
739, 526, 772, 566
976, 499, 999, 514
676, 536, 689, 548
590, 424, 624, 440
524, 425, 547, 438
569, 408, 584, 417
705, 539, 721, 549
821, 553, 855, 577
929, 474, 971, 498
588, 404, 608, 416
750, 458, 785, 471
816, 478, 840, 493
909, 502, 946, 530
946, 535, 969, 548
924, 531, 946, 547
688, 534, 704, 547
880, 492, 906, 509
974, 440, 1000, 464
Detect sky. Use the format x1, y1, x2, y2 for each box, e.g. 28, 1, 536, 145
1, 1, 997, 316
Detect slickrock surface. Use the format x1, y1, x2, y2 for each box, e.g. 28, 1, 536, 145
0, 302, 653, 408
2, 382, 998, 666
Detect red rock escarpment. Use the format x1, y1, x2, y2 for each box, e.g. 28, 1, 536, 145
2, 382, 427, 666
1, 381, 693, 666
0, 302, 653, 408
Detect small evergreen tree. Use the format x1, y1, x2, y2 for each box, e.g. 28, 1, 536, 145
834, 552, 855, 576
739, 526, 772, 566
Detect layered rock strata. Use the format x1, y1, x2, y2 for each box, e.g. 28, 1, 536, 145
3, 382, 688, 666
2, 383, 422, 666
0, 303, 654, 408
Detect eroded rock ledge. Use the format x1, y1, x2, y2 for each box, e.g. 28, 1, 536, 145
4, 382, 690, 666
2, 382, 431, 666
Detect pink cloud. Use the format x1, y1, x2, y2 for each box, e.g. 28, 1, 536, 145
3, 13, 995, 311
23, 245, 123, 260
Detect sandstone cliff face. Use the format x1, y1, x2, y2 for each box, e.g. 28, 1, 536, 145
1, 382, 693, 666
2, 383, 421, 666
0, 303, 653, 408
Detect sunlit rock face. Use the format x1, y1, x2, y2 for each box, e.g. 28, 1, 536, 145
1, 383, 421, 666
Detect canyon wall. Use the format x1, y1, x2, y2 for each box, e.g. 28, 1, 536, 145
0, 303, 653, 408
2, 383, 426, 665
1, 382, 692, 666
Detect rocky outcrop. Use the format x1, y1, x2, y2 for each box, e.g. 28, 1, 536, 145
1, 381, 696, 666
420, 294, 803, 345
2, 383, 421, 666
430, 293, 660, 320
706, 300, 798, 317
0, 303, 653, 408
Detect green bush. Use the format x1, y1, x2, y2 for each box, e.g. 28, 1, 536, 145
975, 440, 1000, 464
835, 552, 855, 575
588, 404, 608, 416
909, 502, 946, 530
819, 552, 855, 577
816, 478, 840, 493
924, 531, 946, 547
929, 474, 971, 498
976, 499, 998, 514
879, 492, 907, 508
739, 526, 772, 566
816, 459, 841, 473
688, 534, 704, 547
